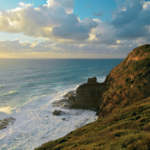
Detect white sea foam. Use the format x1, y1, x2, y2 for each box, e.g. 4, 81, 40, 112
0, 90, 19, 97
0, 84, 98, 150
0, 59, 122, 150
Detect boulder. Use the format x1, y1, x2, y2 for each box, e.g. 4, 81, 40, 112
52, 110, 66, 116
0, 117, 16, 130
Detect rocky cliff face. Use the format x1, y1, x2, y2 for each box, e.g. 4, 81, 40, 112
98, 44, 150, 117
75, 77, 108, 110
74, 44, 150, 115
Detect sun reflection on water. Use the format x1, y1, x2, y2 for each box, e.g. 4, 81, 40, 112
0, 106, 11, 114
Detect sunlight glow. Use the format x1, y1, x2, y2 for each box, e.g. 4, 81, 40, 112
0, 106, 12, 114
88, 33, 97, 41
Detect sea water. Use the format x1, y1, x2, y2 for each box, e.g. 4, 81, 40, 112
0, 59, 123, 150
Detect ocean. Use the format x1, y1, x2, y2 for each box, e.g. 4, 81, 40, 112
0, 59, 123, 150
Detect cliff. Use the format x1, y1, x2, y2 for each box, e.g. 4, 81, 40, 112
99, 44, 150, 117
75, 77, 107, 110
74, 44, 150, 115
35, 44, 150, 150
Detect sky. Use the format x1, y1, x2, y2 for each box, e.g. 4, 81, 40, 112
0, 0, 150, 58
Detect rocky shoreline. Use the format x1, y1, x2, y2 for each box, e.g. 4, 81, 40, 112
52, 77, 103, 116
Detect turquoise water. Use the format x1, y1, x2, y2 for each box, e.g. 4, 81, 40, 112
0, 59, 123, 150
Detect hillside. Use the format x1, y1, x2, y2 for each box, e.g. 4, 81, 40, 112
35, 44, 150, 150
99, 44, 150, 117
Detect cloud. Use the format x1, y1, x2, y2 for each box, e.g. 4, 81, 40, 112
19, 2, 34, 7
52, 15, 98, 41
0, 0, 99, 41
52, 14, 90, 40
0, 37, 150, 58
52, 16, 98, 41
0, 0, 150, 58
0, 0, 69, 37
110, 0, 150, 39
93, 11, 103, 17
0, 39, 55, 52
46, 0, 74, 14
111, 0, 144, 28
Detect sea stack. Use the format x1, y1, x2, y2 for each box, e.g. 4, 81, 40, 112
75, 77, 107, 110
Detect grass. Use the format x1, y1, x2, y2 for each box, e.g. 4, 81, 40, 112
133, 57, 150, 72
116, 85, 122, 91
35, 97, 150, 150
125, 78, 135, 87
133, 44, 150, 56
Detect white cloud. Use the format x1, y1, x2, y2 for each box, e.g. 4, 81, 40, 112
19, 2, 34, 7
0, 0, 99, 41
0, 39, 55, 52
0, 0, 150, 58
143, 1, 150, 9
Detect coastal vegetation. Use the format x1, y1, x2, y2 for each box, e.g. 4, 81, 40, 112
35, 96, 150, 150
36, 44, 150, 150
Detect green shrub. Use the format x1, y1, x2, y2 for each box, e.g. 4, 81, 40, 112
126, 70, 132, 74
122, 136, 136, 148
117, 85, 122, 90
133, 57, 150, 71
135, 49, 140, 55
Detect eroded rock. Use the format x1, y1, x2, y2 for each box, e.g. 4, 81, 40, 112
88, 77, 97, 84
52, 79, 106, 111
0, 117, 16, 130
75, 77, 107, 110
64, 91, 76, 98
52, 110, 66, 116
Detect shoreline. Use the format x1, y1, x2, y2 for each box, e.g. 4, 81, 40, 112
35, 44, 150, 150
0, 88, 98, 150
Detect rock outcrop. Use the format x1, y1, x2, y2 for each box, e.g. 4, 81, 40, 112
52, 44, 150, 116
87, 77, 97, 84
0, 117, 16, 130
52, 110, 66, 116
75, 77, 107, 110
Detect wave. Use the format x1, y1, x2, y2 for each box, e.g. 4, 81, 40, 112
0, 86, 4, 89
24, 73, 51, 80
0, 106, 12, 114
1, 90, 19, 96
21, 82, 40, 88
